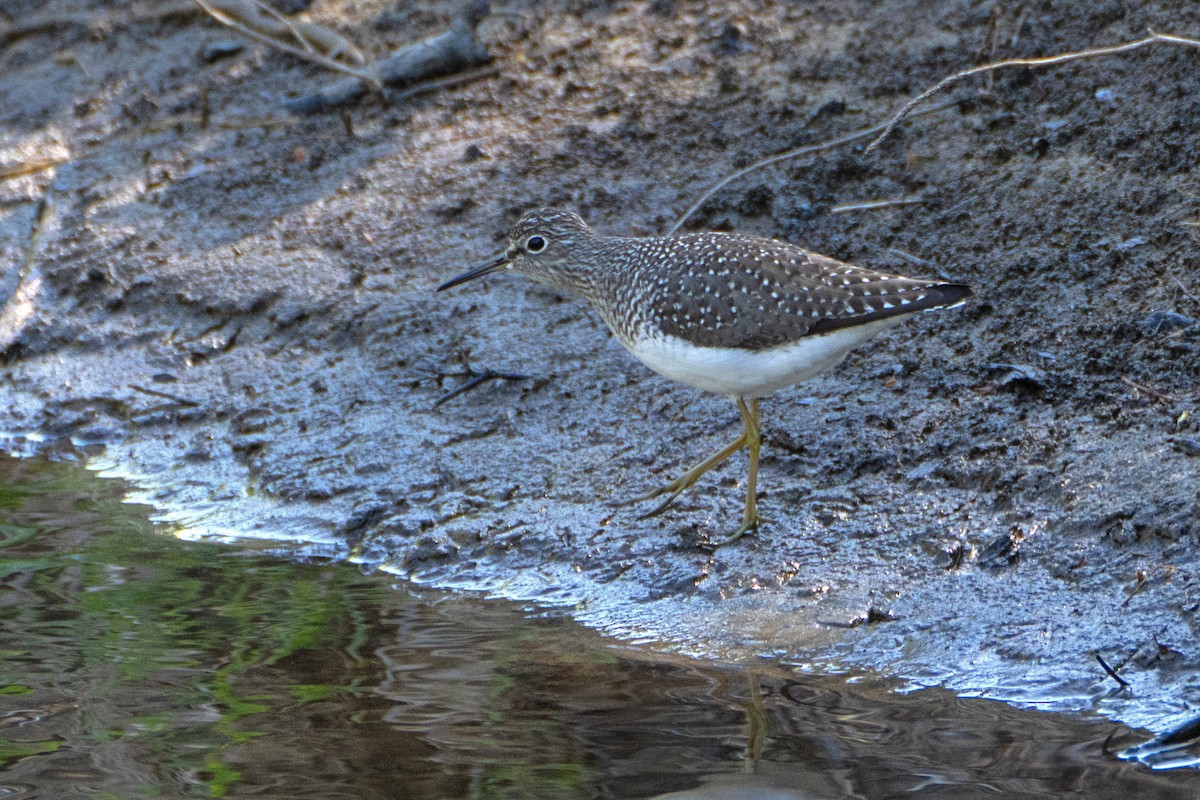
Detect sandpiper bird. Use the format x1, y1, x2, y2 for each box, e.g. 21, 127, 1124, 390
438, 209, 972, 545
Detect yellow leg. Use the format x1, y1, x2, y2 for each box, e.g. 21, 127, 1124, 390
637, 421, 749, 517
709, 398, 766, 546
638, 398, 767, 546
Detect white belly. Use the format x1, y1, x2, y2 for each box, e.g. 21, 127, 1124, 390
623, 317, 909, 398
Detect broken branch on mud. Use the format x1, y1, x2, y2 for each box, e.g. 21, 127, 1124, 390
283, 2, 491, 114
1095, 652, 1132, 690
193, 0, 375, 85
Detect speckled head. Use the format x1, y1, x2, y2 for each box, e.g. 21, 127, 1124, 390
437, 208, 599, 294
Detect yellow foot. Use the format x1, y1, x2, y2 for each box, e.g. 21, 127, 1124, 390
633, 475, 700, 518
703, 512, 771, 548
614, 472, 694, 513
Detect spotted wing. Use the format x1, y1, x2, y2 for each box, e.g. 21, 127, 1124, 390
654, 234, 970, 349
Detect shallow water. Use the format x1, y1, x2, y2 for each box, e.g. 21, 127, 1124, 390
1, 454, 1198, 799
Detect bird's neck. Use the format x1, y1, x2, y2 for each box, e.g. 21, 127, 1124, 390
534, 236, 630, 299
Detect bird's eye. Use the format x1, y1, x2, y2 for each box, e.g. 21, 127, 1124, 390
525, 235, 547, 253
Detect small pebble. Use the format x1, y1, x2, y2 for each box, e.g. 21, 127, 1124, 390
986, 363, 1048, 391
978, 530, 1021, 568
713, 21, 748, 55
1115, 236, 1147, 251
201, 40, 244, 63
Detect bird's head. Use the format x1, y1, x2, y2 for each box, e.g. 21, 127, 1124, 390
437, 208, 597, 293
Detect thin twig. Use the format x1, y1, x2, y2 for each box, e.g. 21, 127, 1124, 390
0, 2, 200, 45
22, 194, 52, 279
128, 384, 200, 407
1121, 376, 1178, 403
283, 9, 489, 114
865, 30, 1200, 154
252, 0, 364, 64
433, 368, 530, 408
668, 99, 959, 234
0, 159, 67, 182
1096, 652, 1131, 689
672, 30, 1200, 234
1122, 570, 1150, 608
830, 196, 926, 214
193, 0, 380, 88
885, 247, 933, 268
387, 63, 500, 104
1172, 277, 1200, 309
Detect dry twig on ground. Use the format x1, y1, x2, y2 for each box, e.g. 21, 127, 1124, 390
672, 30, 1200, 233
666, 100, 959, 235
865, 30, 1200, 153
0, 159, 67, 183
193, 0, 378, 87
284, 2, 491, 114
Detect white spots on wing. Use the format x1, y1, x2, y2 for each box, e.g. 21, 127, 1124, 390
584, 221, 966, 349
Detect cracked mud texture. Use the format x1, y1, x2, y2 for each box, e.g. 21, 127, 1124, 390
2, 0, 1198, 737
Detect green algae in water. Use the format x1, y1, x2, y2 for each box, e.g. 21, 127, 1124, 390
0, 456, 386, 796
1, 454, 1199, 799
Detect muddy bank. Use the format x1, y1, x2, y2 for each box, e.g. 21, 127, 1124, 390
1, 0, 1198, 740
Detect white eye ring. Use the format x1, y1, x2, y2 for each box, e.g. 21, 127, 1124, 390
525, 235, 547, 253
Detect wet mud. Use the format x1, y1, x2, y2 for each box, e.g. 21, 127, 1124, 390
1, 0, 1198, 738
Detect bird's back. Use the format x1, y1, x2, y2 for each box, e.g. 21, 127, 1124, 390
591, 232, 972, 352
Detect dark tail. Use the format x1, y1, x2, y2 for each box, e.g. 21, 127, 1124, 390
929, 283, 974, 310
810, 282, 974, 335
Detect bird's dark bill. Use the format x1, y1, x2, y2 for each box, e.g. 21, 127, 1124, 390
437, 254, 510, 291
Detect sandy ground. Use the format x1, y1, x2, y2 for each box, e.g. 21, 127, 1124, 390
1, 0, 1198, 739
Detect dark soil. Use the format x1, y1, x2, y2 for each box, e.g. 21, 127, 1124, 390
1, 0, 1198, 737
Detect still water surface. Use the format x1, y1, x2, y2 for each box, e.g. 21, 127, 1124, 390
2, 454, 1198, 799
